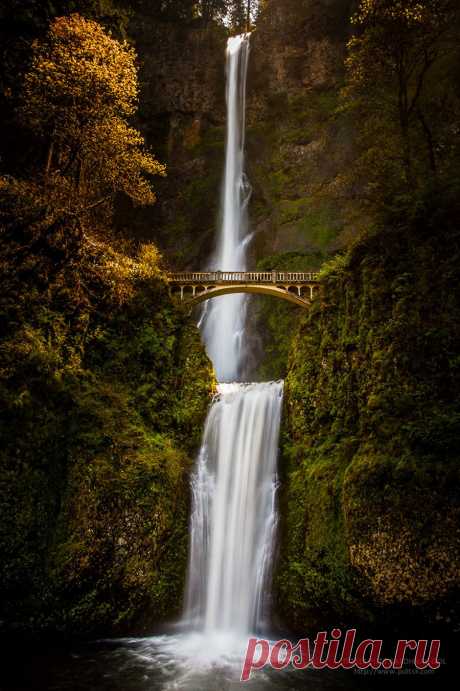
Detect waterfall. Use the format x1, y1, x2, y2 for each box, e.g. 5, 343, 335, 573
184, 381, 283, 635
183, 34, 283, 648
114, 32, 286, 685
200, 34, 251, 383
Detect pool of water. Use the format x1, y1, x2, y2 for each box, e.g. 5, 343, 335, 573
1, 631, 446, 691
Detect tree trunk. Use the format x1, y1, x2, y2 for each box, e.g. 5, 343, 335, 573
45, 140, 54, 177
398, 64, 412, 186
417, 107, 437, 174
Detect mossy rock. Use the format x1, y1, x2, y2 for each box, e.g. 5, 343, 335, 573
0, 228, 214, 636
276, 207, 460, 630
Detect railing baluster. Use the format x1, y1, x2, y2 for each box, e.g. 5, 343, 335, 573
167, 271, 319, 287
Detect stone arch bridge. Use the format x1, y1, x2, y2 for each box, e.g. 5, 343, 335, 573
168, 271, 320, 308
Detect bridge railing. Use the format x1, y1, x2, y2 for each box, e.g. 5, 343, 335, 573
168, 271, 319, 283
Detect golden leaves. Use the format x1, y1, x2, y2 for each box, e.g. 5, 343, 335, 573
350, 512, 460, 605
19, 13, 165, 219
352, 0, 449, 28
83, 236, 164, 306
22, 14, 138, 132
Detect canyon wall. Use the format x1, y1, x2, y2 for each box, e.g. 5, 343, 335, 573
277, 207, 460, 630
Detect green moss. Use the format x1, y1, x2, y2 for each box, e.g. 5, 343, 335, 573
276, 206, 460, 629
0, 232, 214, 636
247, 85, 347, 257
191, 125, 226, 156
250, 251, 324, 380
288, 90, 339, 127
159, 122, 225, 268
279, 201, 342, 249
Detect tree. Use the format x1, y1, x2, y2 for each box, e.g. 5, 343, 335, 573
18, 13, 165, 222
227, 0, 253, 31
130, 1, 228, 24
340, 0, 460, 217
199, 0, 229, 23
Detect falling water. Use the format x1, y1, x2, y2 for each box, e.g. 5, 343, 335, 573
185, 34, 284, 648
200, 34, 252, 382
13, 32, 362, 691
185, 381, 283, 635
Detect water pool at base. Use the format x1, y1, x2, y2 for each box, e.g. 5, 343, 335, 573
3, 633, 441, 691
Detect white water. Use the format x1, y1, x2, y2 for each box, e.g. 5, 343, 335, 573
200, 34, 252, 382
119, 35, 286, 688
187, 35, 284, 647
184, 381, 283, 636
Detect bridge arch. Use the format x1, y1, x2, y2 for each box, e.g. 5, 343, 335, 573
168, 271, 319, 309
184, 283, 311, 308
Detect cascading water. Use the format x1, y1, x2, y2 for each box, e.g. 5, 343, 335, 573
199, 34, 252, 382
121, 34, 289, 687
185, 381, 283, 636
16, 28, 375, 691
184, 33, 283, 648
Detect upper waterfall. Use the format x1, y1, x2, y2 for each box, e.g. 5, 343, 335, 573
200, 34, 251, 382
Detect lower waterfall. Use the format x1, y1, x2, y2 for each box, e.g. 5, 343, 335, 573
184, 381, 283, 636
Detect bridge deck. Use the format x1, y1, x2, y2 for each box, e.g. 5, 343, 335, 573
167, 271, 320, 308
168, 271, 319, 284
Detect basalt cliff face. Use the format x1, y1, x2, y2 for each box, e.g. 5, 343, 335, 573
127, 0, 353, 269
247, 0, 353, 258
125, 1, 355, 379
276, 210, 460, 631
2, 0, 458, 638
0, 231, 214, 636
120, 13, 227, 268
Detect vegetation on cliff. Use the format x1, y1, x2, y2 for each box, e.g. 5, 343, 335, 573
0, 226, 213, 635
1, 0, 460, 639
338, 0, 460, 231
276, 0, 460, 630
0, 12, 213, 635
19, 13, 165, 220
277, 196, 460, 629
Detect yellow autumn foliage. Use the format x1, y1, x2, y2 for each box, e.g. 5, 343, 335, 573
19, 13, 165, 216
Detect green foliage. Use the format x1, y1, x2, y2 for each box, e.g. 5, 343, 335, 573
0, 1, 128, 32
0, 209, 214, 634
250, 251, 323, 380
338, 0, 460, 223
276, 196, 460, 629
156, 123, 225, 267
247, 86, 348, 251
227, 0, 255, 30
130, 0, 229, 24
